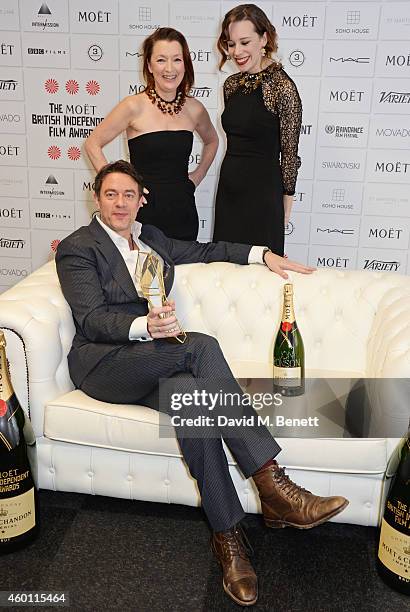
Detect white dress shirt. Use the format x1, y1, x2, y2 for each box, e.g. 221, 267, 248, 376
96, 215, 268, 341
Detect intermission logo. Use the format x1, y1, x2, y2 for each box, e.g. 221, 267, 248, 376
31, 3, 59, 30
324, 124, 364, 139
363, 259, 400, 272
39, 175, 65, 198
379, 91, 410, 104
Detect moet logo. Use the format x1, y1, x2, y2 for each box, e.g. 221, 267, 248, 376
329, 90, 364, 102
78, 11, 111, 23
282, 15, 318, 28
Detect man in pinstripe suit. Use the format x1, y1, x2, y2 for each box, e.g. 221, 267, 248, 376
56, 160, 348, 607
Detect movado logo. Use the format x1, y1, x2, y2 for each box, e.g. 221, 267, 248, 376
0, 113, 21, 124
368, 228, 402, 239
375, 127, 410, 138
0, 266, 28, 279
317, 257, 349, 268
282, 15, 318, 28
0, 79, 18, 91
375, 161, 409, 174
379, 91, 410, 104
189, 86, 212, 98
364, 259, 400, 271
329, 89, 364, 102
77, 11, 111, 23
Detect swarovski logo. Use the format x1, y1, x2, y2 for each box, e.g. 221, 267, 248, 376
364, 259, 400, 272
329, 57, 370, 64
317, 228, 354, 235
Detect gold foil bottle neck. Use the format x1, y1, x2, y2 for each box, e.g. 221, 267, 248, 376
0, 330, 6, 349
284, 283, 293, 295
0, 331, 14, 402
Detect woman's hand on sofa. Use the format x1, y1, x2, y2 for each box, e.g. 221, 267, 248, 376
264, 251, 316, 280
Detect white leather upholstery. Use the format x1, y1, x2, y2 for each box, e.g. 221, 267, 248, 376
1, 260, 409, 527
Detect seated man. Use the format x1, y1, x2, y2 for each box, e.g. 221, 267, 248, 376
56, 160, 348, 607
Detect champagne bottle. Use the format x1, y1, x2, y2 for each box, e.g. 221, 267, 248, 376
377, 421, 410, 595
0, 330, 39, 554
273, 283, 305, 397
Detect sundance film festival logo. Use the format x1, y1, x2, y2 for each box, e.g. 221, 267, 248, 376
32, 2, 59, 29
379, 91, 410, 104
282, 15, 318, 28
364, 259, 400, 272
190, 86, 212, 98
0, 79, 18, 91
325, 124, 363, 139
0, 237, 25, 248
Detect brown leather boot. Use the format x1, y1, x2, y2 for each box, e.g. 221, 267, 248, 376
211, 523, 258, 606
253, 462, 349, 529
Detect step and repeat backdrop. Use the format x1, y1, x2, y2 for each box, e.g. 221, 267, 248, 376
1, 0, 410, 292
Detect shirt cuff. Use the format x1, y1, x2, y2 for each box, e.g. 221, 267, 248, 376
248, 245, 268, 265
129, 316, 152, 342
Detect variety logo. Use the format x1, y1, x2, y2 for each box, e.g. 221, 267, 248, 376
0, 79, 18, 91
189, 86, 212, 98
329, 56, 370, 64
379, 91, 410, 104
317, 228, 354, 235
88, 45, 103, 61
77, 11, 111, 23
324, 124, 364, 139
31, 2, 59, 29
0, 237, 25, 248
363, 259, 400, 271
289, 50, 305, 67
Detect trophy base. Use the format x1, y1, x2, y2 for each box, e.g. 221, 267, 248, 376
166, 331, 187, 344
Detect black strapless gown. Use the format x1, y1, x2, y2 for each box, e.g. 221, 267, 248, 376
213, 85, 284, 255
128, 130, 198, 240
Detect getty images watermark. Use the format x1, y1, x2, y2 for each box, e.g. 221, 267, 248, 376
169, 389, 319, 428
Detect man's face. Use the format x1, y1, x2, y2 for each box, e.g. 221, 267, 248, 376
94, 172, 144, 238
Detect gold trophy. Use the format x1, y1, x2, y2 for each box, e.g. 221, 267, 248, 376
136, 252, 187, 344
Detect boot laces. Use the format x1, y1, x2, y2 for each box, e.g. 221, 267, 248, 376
273, 466, 311, 502
222, 524, 254, 561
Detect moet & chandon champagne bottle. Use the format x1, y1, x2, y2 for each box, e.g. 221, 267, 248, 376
0, 330, 39, 553
273, 284, 305, 397
377, 421, 410, 595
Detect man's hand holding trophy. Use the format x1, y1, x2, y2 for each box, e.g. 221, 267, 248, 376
136, 252, 187, 344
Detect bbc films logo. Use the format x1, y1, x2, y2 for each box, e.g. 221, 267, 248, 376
324, 124, 364, 139
364, 259, 400, 272
27, 46, 67, 57
31, 3, 59, 30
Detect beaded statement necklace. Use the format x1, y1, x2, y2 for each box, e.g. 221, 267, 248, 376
238, 63, 278, 93
146, 88, 186, 115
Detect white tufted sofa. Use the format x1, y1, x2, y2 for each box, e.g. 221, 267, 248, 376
1, 260, 410, 527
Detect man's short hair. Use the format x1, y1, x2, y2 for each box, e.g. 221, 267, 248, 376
94, 160, 144, 198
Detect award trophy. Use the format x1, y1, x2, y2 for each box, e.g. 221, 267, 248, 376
136, 252, 187, 344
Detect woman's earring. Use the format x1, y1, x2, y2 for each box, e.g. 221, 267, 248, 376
226, 54, 231, 60
261, 47, 266, 57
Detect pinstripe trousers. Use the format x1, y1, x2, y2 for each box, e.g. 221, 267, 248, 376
81, 332, 281, 531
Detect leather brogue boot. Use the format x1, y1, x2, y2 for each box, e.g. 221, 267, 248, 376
211, 524, 258, 606
253, 462, 349, 529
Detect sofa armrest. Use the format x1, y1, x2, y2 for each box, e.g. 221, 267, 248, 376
0, 261, 75, 437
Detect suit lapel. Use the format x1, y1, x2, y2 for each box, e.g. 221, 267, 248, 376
88, 217, 139, 300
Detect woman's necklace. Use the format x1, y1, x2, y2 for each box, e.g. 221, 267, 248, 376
146, 88, 185, 115
238, 63, 275, 93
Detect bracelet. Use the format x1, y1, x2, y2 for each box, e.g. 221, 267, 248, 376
262, 248, 271, 265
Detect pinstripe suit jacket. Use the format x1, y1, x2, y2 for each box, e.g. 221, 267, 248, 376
55, 217, 252, 387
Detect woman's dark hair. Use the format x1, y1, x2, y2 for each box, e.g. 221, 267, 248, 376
217, 4, 279, 69
94, 160, 144, 197
142, 27, 194, 95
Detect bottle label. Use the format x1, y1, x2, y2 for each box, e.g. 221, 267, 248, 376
274, 366, 302, 385
378, 518, 410, 581
0, 487, 36, 540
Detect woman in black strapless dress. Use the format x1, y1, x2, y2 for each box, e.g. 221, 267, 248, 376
85, 28, 218, 241
213, 5, 302, 256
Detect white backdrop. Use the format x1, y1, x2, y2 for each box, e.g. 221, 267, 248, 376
1, 0, 409, 293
